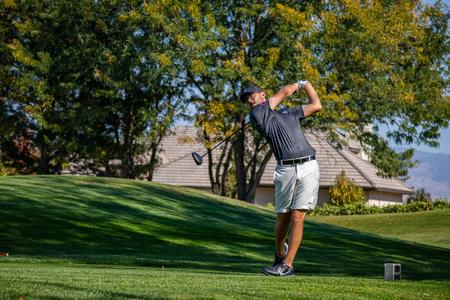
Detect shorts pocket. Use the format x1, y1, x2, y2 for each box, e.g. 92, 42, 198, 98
273, 164, 282, 183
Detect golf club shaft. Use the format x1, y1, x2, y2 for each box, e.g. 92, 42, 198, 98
199, 98, 302, 157
201, 122, 250, 157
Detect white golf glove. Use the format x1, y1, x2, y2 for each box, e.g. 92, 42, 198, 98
297, 80, 309, 91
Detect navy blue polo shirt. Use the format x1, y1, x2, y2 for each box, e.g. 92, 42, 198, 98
250, 101, 315, 161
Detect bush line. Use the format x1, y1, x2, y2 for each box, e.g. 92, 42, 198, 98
309, 200, 450, 216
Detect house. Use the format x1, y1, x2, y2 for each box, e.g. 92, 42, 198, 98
151, 126, 414, 207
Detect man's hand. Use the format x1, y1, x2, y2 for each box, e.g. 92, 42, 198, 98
297, 80, 309, 91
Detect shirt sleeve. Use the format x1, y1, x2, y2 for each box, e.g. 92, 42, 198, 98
288, 106, 305, 120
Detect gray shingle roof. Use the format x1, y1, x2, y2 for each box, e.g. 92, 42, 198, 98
153, 126, 413, 194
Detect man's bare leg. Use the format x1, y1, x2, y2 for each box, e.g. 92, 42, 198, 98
283, 210, 306, 267
275, 212, 291, 257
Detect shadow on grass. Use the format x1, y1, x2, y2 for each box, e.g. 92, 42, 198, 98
1, 175, 449, 280
24, 280, 144, 300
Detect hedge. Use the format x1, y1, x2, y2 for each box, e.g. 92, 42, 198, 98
309, 200, 450, 216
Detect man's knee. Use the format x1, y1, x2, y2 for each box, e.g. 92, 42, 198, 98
290, 210, 306, 224
276, 212, 291, 224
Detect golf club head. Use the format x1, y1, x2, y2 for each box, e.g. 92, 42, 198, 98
192, 152, 203, 166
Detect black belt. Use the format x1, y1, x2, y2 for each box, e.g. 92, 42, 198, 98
278, 155, 315, 166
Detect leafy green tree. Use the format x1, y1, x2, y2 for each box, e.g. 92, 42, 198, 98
0, 0, 184, 177
86, 1, 185, 178
314, 0, 449, 179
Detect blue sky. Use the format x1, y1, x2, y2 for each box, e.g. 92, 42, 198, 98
425, 0, 449, 5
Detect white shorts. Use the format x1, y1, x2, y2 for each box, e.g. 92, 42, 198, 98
273, 160, 320, 213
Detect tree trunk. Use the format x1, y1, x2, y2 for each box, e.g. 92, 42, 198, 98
122, 97, 135, 179
245, 149, 273, 202
233, 123, 247, 201
37, 134, 51, 174
147, 146, 158, 181
219, 145, 233, 196
147, 135, 164, 181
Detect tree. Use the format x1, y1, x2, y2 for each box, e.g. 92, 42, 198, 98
315, 0, 449, 179
87, 1, 185, 178
0, 0, 184, 177
171, 0, 449, 201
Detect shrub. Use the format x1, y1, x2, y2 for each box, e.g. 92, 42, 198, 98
310, 199, 450, 216
0, 161, 16, 176
309, 204, 340, 216
382, 204, 404, 214
407, 187, 432, 203
329, 171, 366, 206
264, 201, 275, 211
433, 199, 450, 209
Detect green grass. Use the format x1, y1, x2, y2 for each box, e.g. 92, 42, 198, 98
1, 263, 449, 300
0, 175, 449, 299
309, 210, 450, 248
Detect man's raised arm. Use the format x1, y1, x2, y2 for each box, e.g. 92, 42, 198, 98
301, 82, 322, 117
269, 81, 322, 117
268, 83, 298, 110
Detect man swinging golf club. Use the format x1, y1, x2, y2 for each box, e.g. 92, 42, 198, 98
240, 80, 322, 276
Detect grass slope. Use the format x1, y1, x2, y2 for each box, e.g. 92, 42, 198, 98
310, 210, 450, 248
0, 175, 449, 299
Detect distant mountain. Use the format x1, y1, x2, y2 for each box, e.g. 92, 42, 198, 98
396, 149, 450, 199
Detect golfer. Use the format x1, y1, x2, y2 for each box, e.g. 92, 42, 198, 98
240, 81, 322, 276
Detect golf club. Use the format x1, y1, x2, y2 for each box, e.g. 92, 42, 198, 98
192, 122, 250, 166
191, 98, 304, 166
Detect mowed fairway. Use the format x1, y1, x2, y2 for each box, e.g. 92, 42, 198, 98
0, 176, 449, 299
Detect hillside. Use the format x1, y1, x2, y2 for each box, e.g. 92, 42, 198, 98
0, 175, 273, 271
310, 210, 450, 248
1, 175, 449, 281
